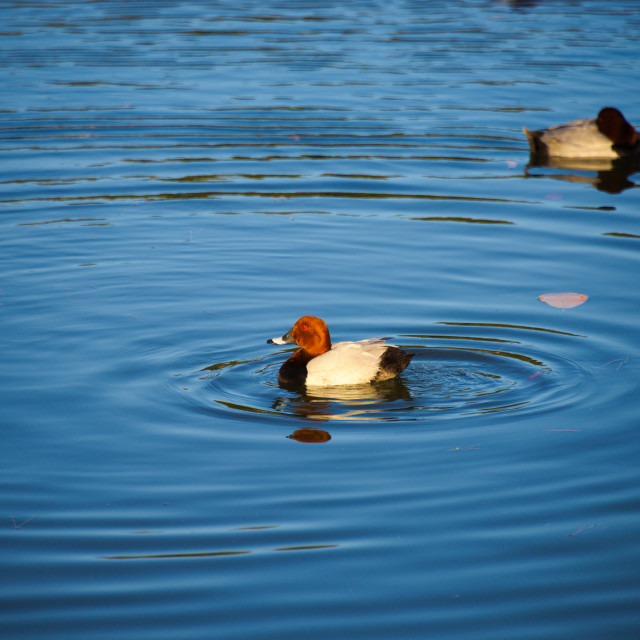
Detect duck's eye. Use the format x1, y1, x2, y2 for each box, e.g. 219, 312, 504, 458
300, 324, 307, 330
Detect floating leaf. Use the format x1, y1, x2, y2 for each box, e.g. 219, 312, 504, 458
538, 292, 588, 309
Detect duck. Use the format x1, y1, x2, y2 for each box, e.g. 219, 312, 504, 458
267, 315, 413, 386
523, 107, 640, 159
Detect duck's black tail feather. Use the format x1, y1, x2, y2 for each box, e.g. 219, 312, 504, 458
374, 347, 413, 381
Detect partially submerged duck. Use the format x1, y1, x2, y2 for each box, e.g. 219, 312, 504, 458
523, 107, 640, 159
267, 315, 413, 386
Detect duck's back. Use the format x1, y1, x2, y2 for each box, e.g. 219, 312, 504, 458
524, 118, 618, 159
306, 339, 412, 386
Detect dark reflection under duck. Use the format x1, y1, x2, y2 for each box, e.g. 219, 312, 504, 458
525, 155, 640, 194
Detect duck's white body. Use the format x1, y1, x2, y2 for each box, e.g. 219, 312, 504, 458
524, 118, 620, 159
305, 339, 401, 386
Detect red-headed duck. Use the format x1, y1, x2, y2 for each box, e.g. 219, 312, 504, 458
523, 107, 640, 159
267, 315, 413, 386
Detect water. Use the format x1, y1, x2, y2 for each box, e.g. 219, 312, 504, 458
1, 1, 640, 638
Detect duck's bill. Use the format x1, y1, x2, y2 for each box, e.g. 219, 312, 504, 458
267, 329, 295, 345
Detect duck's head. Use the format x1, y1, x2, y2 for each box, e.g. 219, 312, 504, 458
597, 107, 638, 146
267, 316, 332, 356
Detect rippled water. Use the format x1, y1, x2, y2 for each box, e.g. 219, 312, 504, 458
2, 1, 640, 639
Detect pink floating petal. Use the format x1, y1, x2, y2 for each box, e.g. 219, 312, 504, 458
538, 292, 588, 309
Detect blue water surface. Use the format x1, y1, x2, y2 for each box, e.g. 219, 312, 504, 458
1, 1, 640, 639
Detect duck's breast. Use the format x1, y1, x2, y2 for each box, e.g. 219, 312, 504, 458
306, 339, 390, 386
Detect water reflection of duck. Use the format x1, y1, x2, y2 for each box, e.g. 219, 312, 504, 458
524, 107, 640, 159
272, 376, 412, 422
267, 316, 413, 386
525, 155, 640, 194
